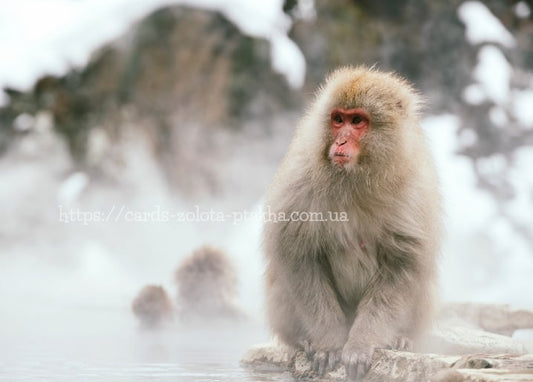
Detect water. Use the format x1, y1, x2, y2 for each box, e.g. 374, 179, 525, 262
0, 305, 288, 382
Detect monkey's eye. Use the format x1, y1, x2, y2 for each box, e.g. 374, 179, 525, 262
352, 115, 364, 125
332, 114, 343, 124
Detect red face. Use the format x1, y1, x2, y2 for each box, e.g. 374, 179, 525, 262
328, 108, 370, 167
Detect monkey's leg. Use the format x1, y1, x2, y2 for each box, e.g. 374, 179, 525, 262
267, 257, 348, 375
296, 261, 350, 374
342, 240, 426, 381
266, 273, 307, 347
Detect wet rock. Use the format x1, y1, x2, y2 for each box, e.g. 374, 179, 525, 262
241, 343, 458, 381
242, 342, 533, 381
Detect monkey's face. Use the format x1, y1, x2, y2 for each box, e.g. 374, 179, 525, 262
328, 107, 370, 168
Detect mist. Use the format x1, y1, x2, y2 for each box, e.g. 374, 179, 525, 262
1, 0, 533, 380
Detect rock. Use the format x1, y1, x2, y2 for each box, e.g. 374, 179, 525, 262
440, 303, 533, 337
451, 353, 533, 371
242, 330, 532, 381
1, 5, 299, 201
362, 350, 457, 382
2, 0, 533, 204
422, 325, 528, 355
241, 343, 460, 381
241, 342, 294, 372
431, 369, 465, 382
433, 368, 533, 382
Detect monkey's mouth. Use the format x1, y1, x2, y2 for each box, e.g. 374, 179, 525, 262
332, 153, 351, 165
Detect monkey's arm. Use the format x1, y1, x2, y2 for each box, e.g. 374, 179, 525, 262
342, 234, 430, 380
264, 211, 350, 352
271, 253, 349, 350
267, 253, 348, 376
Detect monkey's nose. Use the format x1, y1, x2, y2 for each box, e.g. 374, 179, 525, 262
336, 140, 347, 146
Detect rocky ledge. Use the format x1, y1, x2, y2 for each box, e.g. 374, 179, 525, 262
241, 304, 533, 381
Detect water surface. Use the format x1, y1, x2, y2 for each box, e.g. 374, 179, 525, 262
0, 305, 288, 382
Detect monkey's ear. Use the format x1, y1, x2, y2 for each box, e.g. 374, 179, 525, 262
395, 101, 404, 110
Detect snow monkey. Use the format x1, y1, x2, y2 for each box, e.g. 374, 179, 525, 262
132, 285, 173, 329
263, 66, 441, 380
174, 246, 244, 322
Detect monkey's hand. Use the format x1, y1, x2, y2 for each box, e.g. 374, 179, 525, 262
312, 348, 342, 376
300, 328, 346, 376
341, 340, 376, 381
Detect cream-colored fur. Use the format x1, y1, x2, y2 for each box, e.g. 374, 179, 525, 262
263, 66, 442, 379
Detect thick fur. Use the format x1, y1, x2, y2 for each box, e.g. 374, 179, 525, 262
263, 66, 441, 378
132, 285, 173, 328
174, 246, 244, 321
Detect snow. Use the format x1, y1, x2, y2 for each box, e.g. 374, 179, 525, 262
473, 46, 512, 105
13, 113, 35, 132
514, 1, 531, 19
462, 84, 486, 105
179, 0, 306, 87
0, 0, 156, 95
270, 34, 306, 88
477, 153, 507, 178
291, 0, 317, 21
58, 172, 89, 205
513, 90, 533, 127
181, 0, 291, 38
489, 106, 508, 127
422, 4, 533, 306
507, 147, 533, 226
457, 128, 478, 148
458, 1, 516, 47
423, 115, 497, 233
0, 0, 307, 106
423, 115, 533, 307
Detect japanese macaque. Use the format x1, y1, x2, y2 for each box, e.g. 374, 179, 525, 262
264, 66, 441, 380
174, 246, 244, 322
131, 285, 173, 329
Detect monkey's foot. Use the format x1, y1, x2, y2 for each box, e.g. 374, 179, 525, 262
342, 343, 375, 381
311, 349, 342, 376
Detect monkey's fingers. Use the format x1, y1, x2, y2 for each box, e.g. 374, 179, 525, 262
342, 346, 374, 381
343, 352, 359, 381
355, 353, 372, 380
312, 350, 328, 376
313, 350, 340, 376
327, 350, 341, 370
